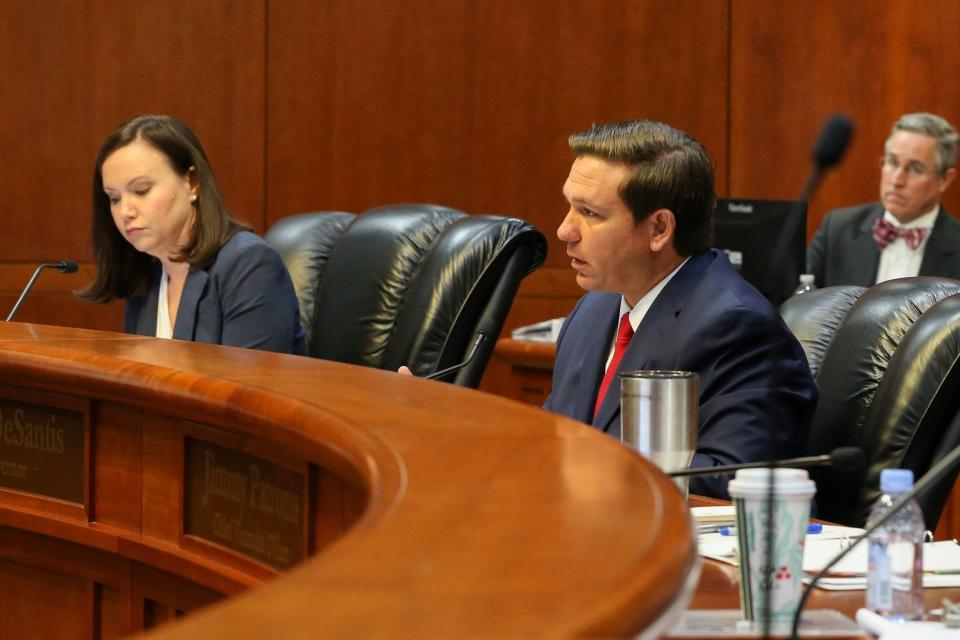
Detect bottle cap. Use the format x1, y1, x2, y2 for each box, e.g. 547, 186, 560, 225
880, 468, 914, 494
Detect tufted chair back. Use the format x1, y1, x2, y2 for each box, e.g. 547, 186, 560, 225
782, 278, 960, 527
779, 285, 866, 378
266, 204, 547, 388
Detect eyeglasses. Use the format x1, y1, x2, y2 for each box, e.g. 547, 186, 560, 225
880, 155, 933, 178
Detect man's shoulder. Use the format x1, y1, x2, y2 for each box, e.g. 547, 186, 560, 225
822, 202, 882, 227
208, 230, 280, 272
695, 250, 772, 305
934, 206, 960, 232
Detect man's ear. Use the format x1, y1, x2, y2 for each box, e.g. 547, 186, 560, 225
940, 167, 957, 194
647, 208, 676, 252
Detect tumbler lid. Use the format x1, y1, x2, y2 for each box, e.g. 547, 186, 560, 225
620, 370, 697, 380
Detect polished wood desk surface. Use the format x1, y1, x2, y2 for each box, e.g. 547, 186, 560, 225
0, 323, 695, 638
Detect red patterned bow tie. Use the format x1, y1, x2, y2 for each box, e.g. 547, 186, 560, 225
872, 217, 929, 251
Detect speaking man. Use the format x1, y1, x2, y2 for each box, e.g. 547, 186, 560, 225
544, 120, 817, 499
808, 112, 960, 286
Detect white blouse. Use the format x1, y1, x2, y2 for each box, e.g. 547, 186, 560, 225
155, 267, 173, 339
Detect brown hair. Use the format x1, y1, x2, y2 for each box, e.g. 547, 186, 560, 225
569, 119, 716, 256
80, 114, 249, 302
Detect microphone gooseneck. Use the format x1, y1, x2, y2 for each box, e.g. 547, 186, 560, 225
6, 260, 79, 322
422, 332, 487, 381
789, 440, 960, 639
665, 447, 865, 478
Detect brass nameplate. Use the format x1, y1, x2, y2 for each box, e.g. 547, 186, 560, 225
0, 398, 84, 503
184, 439, 306, 570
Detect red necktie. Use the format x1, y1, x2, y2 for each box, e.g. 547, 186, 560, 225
594, 312, 634, 419
872, 217, 929, 251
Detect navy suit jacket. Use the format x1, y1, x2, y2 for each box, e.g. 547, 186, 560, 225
125, 231, 307, 356
544, 250, 817, 498
807, 203, 960, 287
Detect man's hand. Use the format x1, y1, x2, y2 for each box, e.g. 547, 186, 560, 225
398, 366, 413, 376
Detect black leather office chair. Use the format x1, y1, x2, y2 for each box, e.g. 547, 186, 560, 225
779, 285, 866, 378
266, 204, 548, 388
781, 278, 960, 528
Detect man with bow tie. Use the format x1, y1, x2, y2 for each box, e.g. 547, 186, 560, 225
808, 113, 960, 286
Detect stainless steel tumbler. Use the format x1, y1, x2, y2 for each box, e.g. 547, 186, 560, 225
620, 370, 698, 496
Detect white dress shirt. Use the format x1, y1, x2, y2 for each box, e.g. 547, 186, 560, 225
604, 258, 689, 370
875, 206, 939, 284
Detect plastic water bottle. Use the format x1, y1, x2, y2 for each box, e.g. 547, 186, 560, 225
792, 274, 817, 296
866, 469, 925, 620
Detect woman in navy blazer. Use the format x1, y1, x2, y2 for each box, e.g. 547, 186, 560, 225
80, 115, 305, 356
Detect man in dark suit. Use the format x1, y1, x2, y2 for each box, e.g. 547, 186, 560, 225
808, 113, 960, 287
543, 120, 816, 499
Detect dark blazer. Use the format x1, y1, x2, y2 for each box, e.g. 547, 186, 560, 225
543, 250, 817, 498
807, 203, 960, 287
125, 231, 307, 355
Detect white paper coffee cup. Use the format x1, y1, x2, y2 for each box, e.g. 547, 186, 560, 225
728, 468, 817, 630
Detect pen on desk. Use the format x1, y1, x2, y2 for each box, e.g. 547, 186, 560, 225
719, 523, 823, 536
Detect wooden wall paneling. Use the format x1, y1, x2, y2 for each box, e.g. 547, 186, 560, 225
0, 1, 266, 332
0, 557, 90, 638
728, 0, 960, 238
265, 0, 477, 220
266, 1, 729, 257
0, 524, 134, 639
141, 413, 184, 544
91, 400, 143, 530
462, 0, 731, 268
96, 582, 130, 640
310, 464, 367, 554
132, 563, 223, 631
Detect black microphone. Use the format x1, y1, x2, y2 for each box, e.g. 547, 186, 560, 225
799, 114, 854, 203
422, 332, 487, 381
789, 440, 960, 639
6, 260, 79, 322
666, 447, 865, 478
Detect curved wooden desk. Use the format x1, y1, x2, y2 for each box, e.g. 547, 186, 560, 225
0, 323, 695, 638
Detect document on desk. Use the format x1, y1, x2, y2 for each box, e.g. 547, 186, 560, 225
698, 523, 960, 591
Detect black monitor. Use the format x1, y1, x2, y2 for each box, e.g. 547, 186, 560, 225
712, 198, 807, 306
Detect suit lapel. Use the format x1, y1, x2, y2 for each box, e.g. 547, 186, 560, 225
571, 296, 619, 425
172, 269, 209, 341
593, 252, 713, 432
920, 206, 960, 275
848, 206, 882, 285
135, 267, 162, 336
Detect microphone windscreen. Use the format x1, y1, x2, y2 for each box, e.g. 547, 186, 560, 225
59, 260, 79, 274
829, 446, 865, 472
811, 114, 854, 169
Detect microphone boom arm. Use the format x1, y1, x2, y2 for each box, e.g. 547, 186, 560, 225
6, 261, 78, 322
667, 453, 832, 478
790, 441, 960, 639
422, 332, 487, 381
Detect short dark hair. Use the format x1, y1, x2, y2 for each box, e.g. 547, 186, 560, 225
80, 114, 249, 302
568, 120, 715, 255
